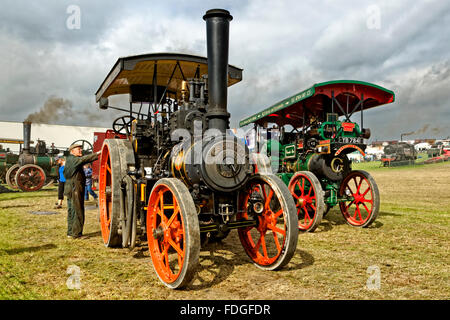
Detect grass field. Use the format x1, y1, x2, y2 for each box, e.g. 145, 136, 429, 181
0, 161, 449, 300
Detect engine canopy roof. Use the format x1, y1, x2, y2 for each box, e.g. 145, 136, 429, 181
95, 53, 243, 102
239, 80, 395, 128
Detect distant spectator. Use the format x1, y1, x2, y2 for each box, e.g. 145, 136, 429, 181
55, 157, 66, 209
84, 163, 98, 203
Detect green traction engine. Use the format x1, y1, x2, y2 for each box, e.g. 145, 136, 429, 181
240, 80, 395, 231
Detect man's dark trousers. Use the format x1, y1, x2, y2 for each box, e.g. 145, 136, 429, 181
67, 190, 85, 237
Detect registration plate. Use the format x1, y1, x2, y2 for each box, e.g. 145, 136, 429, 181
337, 137, 364, 144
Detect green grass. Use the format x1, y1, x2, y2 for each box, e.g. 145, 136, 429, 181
0, 162, 449, 300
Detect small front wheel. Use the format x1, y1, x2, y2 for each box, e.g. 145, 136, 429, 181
238, 174, 298, 270
5, 164, 20, 189
288, 171, 325, 232
147, 178, 200, 289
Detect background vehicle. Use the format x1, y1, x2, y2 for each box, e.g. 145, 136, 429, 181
381, 142, 417, 166
240, 80, 395, 231
5, 122, 93, 192
0, 139, 21, 184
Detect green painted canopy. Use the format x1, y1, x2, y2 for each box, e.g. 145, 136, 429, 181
239, 80, 395, 128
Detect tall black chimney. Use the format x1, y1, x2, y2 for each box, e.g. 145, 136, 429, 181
23, 121, 31, 153
203, 9, 233, 133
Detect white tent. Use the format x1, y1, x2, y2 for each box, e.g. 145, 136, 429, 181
0, 120, 109, 153
414, 142, 431, 151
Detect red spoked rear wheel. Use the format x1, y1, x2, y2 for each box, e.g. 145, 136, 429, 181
237, 174, 298, 270
15, 164, 46, 192
288, 171, 325, 232
99, 140, 122, 247
339, 170, 380, 227
147, 178, 200, 289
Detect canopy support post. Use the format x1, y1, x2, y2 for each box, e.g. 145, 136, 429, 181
360, 93, 364, 129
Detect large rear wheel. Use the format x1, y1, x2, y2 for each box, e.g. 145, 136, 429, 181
99, 139, 122, 247
15, 164, 46, 192
339, 170, 380, 227
237, 174, 298, 270
147, 178, 200, 289
121, 175, 135, 248
99, 139, 136, 247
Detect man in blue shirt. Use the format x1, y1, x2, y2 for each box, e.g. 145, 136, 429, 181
55, 157, 66, 209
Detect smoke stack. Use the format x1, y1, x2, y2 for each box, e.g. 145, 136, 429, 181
23, 121, 31, 153
203, 9, 233, 133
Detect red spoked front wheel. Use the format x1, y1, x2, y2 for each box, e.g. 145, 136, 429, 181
147, 178, 200, 289
288, 171, 325, 232
339, 170, 380, 227
237, 174, 298, 270
6, 164, 20, 189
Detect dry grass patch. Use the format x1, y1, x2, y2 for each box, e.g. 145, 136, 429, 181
0, 162, 449, 299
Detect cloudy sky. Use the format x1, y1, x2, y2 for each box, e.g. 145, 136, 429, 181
0, 0, 449, 141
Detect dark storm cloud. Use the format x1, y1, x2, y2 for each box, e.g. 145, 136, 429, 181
228, 0, 450, 141
0, 0, 449, 141
310, 1, 450, 73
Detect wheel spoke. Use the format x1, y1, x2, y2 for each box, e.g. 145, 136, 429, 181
302, 207, 310, 223
272, 231, 281, 251
361, 186, 371, 197
356, 205, 363, 221
307, 184, 313, 196
166, 207, 179, 227
265, 189, 274, 209
260, 233, 268, 258
356, 177, 364, 193
253, 232, 263, 252
361, 202, 371, 214
168, 238, 184, 258
158, 191, 167, 223
162, 244, 170, 273
273, 209, 283, 219
347, 184, 356, 196
268, 224, 286, 236
345, 200, 355, 212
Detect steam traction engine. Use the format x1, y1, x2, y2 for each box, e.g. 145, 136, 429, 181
240, 81, 395, 231
96, 9, 298, 289
5, 122, 60, 191
0, 140, 20, 184
381, 142, 417, 167
4, 122, 93, 191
